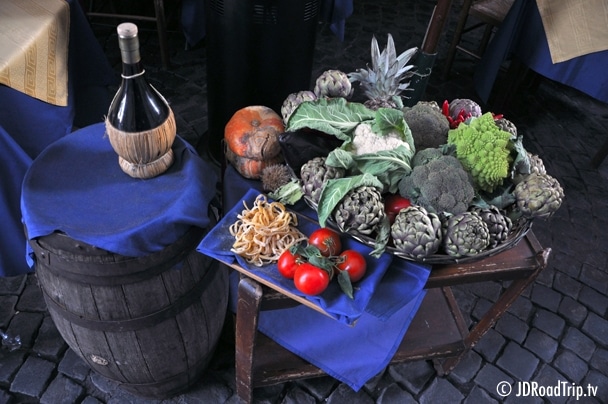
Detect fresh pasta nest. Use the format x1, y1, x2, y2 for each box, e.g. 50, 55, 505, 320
229, 194, 307, 266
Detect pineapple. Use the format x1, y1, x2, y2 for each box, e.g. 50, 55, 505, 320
348, 34, 417, 110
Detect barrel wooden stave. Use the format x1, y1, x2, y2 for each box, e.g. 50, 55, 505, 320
33, 227, 228, 398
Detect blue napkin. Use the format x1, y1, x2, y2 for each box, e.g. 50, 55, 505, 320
21, 123, 218, 260
259, 288, 427, 391
197, 188, 396, 325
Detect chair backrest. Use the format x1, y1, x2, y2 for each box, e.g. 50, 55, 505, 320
469, 0, 515, 26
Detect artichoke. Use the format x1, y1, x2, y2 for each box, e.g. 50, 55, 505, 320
300, 157, 345, 204
391, 206, 443, 258
281, 90, 317, 124
334, 186, 386, 235
313, 69, 353, 99
512, 152, 547, 185
470, 205, 512, 248
449, 98, 482, 119
513, 173, 564, 219
495, 117, 517, 138
443, 211, 490, 257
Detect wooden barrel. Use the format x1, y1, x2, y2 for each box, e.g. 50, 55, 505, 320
29, 226, 228, 399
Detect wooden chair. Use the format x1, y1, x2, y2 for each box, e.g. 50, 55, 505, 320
442, 0, 514, 79
85, 0, 171, 69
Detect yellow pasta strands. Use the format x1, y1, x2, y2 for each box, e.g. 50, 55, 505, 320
229, 195, 307, 267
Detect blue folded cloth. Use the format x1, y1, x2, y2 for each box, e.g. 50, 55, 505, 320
198, 188, 399, 325
21, 123, 218, 262
258, 286, 427, 391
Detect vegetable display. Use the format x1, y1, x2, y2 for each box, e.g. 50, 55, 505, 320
225, 32, 565, 264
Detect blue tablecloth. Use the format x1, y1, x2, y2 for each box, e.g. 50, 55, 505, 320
0, 0, 117, 277
21, 123, 218, 266
205, 165, 430, 390
475, 0, 608, 104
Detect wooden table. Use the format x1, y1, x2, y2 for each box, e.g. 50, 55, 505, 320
219, 229, 550, 403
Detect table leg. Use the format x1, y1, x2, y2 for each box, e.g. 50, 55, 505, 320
235, 276, 263, 404
436, 248, 551, 374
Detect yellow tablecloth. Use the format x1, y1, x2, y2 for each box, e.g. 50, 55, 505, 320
0, 0, 70, 106
536, 0, 608, 63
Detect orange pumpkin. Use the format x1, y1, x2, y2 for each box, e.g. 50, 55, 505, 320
224, 105, 285, 160
225, 146, 283, 180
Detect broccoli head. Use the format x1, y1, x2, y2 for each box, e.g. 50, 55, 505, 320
403, 102, 450, 150
447, 112, 513, 193
398, 154, 475, 215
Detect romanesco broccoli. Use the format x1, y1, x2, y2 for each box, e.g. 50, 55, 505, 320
398, 153, 475, 214
447, 112, 512, 193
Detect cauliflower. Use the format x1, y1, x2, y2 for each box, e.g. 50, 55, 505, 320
447, 112, 513, 193
350, 122, 412, 155
398, 153, 475, 214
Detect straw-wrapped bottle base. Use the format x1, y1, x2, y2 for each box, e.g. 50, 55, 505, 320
106, 109, 177, 178
119, 148, 174, 179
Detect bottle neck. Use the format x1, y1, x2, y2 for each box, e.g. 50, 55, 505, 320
121, 61, 145, 79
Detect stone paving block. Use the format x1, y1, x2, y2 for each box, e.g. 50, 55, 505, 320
0, 295, 17, 328
10, 356, 55, 399
551, 253, 582, 278
281, 385, 316, 404
473, 363, 513, 400
583, 370, 608, 403
495, 312, 529, 344
464, 385, 498, 404
326, 383, 374, 404
457, 281, 503, 302
561, 327, 596, 361
532, 308, 566, 339
580, 265, 608, 295
449, 350, 482, 385
175, 372, 234, 404
471, 298, 492, 323
0, 389, 12, 404
387, 360, 435, 395
58, 349, 90, 382
376, 383, 417, 404
579, 286, 608, 317
473, 328, 506, 362
552, 271, 582, 299
418, 378, 464, 404
496, 341, 539, 381
81, 396, 104, 404
532, 364, 569, 404
530, 284, 562, 312
5, 311, 44, 348
507, 295, 533, 322
557, 296, 588, 327
40, 374, 85, 404
0, 350, 26, 387
523, 328, 558, 363
553, 350, 588, 384
296, 375, 338, 401
0, 275, 27, 296
15, 276, 47, 313
582, 312, 608, 346
33, 315, 67, 361
589, 348, 608, 373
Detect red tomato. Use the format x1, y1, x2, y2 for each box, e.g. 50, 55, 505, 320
384, 194, 412, 224
336, 250, 367, 282
308, 228, 342, 257
293, 263, 330, 295
277, 249, 301, 279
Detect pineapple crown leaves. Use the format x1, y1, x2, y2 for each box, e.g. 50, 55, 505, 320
348, 34, 418, 99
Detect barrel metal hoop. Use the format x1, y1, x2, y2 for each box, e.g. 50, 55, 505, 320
29, 226, 205, 285
42, 267, 219, 332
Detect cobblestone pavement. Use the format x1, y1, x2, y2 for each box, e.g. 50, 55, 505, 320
2, 0, 607, 403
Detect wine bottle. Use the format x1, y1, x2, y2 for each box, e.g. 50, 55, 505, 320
105, 22, 176, 179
